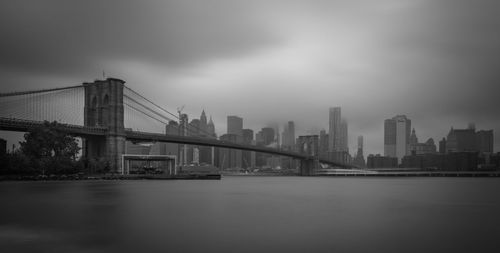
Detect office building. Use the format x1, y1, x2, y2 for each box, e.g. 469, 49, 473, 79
218, 134, 242, 170
340, 119, 348, 152
408, 128, 437, 155
227, 116, 243, 137
439, 138, 446, 154
367, 154, 398, 168
281, 121, 296, 151
242, 129, 254, 168
319, 129, 329, 159
444, 125, 493, 154
353, 135, 365, 168
328, 107, 341, 152
260, 127, 275, 146
445, 127, 476, 152
207, 116, 216, 138
179, 113, 189, 165
255, 127, 276, 167
476, 130, 493, 153
384, 115, 411, 162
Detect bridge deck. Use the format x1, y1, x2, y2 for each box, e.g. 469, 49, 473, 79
125, 130, 352, 168
0, 117, 353, 168
0, 117, 107, 136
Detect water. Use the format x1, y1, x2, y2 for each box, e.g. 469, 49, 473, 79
1, 177, 499, 253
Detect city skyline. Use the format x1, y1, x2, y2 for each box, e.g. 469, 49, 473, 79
1, 0, 500, 156
1, 2, 500, 252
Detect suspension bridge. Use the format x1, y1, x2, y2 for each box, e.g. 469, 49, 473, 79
0, 78, 354, 175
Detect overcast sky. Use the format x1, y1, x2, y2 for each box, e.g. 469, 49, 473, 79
1, 0, 499, 155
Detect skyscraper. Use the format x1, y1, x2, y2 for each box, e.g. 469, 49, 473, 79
164, 120, 179, 157
227, 116, 243, 137
206, 116, 216, 165
340, 119, 348, 153
197, 110, 214, 165
357, 135, 364, 156
218, 134, 242, 170
353, 135, 365, 168
200, 110, 207, 131
384, 115, 411, 162
281, 121, 295, 151
207, 116, 216, 137
179, 113, 189, 165
260, 127, 275, 146
242, 129, 254, 168
328, 107, 341, 153
255, 127, 275, 167
319, 129, 329, 159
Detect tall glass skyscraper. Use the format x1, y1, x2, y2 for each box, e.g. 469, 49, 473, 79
328, 107, 341, 152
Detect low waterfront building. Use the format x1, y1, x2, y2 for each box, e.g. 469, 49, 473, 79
367, 154, 398, 168
401, 152, 478, 171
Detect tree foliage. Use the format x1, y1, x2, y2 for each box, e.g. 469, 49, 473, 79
21, 121, 80, 160
18, 121, 81, 174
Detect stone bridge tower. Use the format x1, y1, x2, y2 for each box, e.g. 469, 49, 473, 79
297, 135, 319, 176
83, 78, 126, 173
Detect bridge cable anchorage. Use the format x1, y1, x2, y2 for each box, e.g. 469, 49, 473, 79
123, 85, 215, 137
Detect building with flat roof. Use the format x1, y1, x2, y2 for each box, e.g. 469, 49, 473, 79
384, 115, 411, 162
328, 107, 341, 153
227, 116, 243, 137
217, 134, 242, 170
367, 154, 398, 168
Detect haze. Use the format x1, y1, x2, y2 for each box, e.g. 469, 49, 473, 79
1, 0, 499, 155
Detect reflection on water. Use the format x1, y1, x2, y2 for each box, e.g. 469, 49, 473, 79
1, 177, 499, 253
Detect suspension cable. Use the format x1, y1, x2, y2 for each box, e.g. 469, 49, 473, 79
124, 102, 169, 125
0, 84, 83, 97
124, 85, 216, 137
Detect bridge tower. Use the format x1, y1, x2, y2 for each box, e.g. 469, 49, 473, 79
83, 78, 126, 173
297, 135, 319, 176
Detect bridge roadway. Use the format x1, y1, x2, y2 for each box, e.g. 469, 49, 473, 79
0, 117, 107, 136
0, 117, 352, 168
124, 131, 351, 168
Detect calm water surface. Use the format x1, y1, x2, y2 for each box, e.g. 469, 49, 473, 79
1, 177, 499, 253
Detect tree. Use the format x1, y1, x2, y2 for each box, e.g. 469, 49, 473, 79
20, 121, 81, 174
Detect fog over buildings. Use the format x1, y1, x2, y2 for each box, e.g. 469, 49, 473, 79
1, 0, 500, 155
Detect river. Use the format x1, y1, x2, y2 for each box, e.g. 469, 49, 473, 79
1, 177, 499, 253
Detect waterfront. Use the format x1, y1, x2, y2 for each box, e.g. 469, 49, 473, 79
1, 177, 499, 253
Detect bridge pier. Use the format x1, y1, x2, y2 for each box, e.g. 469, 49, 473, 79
297, 135, 319, 176
300, 158, 319, 176
83, 78, 126, 173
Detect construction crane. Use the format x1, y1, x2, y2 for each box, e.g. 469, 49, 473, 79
177, 105, 185, 117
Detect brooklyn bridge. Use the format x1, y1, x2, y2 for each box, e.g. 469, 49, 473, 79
0, 78, 354, 175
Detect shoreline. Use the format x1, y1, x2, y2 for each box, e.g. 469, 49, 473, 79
0, 174, 222, 181
2, 170, 500, 181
